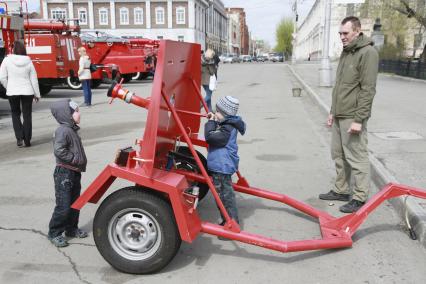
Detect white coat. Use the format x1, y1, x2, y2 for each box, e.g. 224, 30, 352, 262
78, 55, 91, 80
0, 54, 40, 98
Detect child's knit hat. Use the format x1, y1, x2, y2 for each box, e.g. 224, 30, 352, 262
216, 96, 239, 117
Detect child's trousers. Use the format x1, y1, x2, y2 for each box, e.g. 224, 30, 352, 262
48, 166, 82, 238
212, 172, 239, 223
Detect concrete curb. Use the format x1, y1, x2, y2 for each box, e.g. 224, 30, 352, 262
288, 64, 426, 248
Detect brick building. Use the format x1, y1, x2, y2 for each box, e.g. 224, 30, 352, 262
226, 7, 249, 55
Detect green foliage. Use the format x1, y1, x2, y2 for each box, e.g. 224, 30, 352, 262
274, 18, 294, 58
378, 43, 406, 59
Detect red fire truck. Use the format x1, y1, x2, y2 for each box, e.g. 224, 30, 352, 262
24, 19, 81, 96
66, 32, 158, 90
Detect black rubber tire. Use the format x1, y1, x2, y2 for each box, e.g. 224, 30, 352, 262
39, 84, 52, 96
93, 187, 181, 274
139, 72, 151, 80
66, 76, 82, 90
131, 72, 141, 80
91, 79, 102, 89
122, 74, 133, 83
175, 147, 209, 201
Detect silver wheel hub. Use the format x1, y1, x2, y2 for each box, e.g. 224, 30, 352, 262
108, 208, 161, 260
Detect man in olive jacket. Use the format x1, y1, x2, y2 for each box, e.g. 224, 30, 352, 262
319, 16, 379, 213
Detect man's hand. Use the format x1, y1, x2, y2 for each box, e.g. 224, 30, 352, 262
207, 112, 215, 120
347, 122, 362, 134
327, 114, 334, 127
33, 97, 39, 103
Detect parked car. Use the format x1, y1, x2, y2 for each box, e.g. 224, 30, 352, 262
256, 56, 267, 62
242, 55, 252, 62
223, 54, 239, 64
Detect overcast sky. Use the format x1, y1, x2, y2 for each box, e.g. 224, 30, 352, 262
28, 0, 316, 48
223, 0, 316, 47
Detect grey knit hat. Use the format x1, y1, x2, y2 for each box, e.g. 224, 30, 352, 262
216, 96, 239, 116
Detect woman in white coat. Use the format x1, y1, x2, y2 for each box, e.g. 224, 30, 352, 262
78, 47, 92, 106
0, 41, 40, 147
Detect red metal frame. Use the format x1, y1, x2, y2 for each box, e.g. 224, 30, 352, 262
72, 40, 426, 255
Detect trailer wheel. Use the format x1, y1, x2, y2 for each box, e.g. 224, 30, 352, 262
93, 187, 181, 274
175, 147, 209, 201
66, 76, 82, 90
91, 79, 103, 89
39, 84, 52, 96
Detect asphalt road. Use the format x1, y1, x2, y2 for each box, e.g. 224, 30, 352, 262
0, 62, 425, 284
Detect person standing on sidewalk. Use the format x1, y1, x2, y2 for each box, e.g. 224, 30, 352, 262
319, 16, 379, 213
77, 47, 92, 107
0, 41, 41, 147
201, 49, 217, 112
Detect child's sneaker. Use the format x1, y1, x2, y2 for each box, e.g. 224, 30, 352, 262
48, 235, 69, 247
65, 229, 88, 238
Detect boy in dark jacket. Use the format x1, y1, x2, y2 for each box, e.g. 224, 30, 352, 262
48, 99, 88, 247
205, 96, 246, 226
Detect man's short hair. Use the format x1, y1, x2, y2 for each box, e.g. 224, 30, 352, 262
341, 16, 361, 30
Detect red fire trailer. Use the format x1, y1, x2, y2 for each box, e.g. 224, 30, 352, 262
72, 41, 426, 274
24, 19, 81, 96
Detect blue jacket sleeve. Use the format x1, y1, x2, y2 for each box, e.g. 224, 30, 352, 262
204, 120, 232, 148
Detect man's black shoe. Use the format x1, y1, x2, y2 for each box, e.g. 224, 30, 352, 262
319, 190, 350, 201
339, 199, 365, 213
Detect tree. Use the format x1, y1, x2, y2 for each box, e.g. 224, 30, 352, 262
390, 0, 426, 61
274, 18, 294, 59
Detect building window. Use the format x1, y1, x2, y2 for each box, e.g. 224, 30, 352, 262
178, 35, 184, 42
119, 7, 129, 25
51, 8, 66, 20
176, 6, 185, 25
134, 7, 144, 25
78, 8, 87, 25
99, 8, 108, 25
155, 7, 165, 25
157, 36, 164, 39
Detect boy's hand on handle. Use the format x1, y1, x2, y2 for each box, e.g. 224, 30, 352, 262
207, 112, 215, 120
326, 114, 334, 127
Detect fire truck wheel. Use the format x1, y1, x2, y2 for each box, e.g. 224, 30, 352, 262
175, 147, 209, 201
93, 187, 181, 274
91, 79, 103, 89
39, 84, 52, 96
131, 72, 141, 80
122, 74, 133, 83
140, 72, 151, 80
66, 77, 82, 90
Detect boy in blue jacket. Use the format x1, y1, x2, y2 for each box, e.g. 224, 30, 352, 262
205, 96, 246, 226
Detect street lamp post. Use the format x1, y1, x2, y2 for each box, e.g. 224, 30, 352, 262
291, 0, 298, 64
319, 0, 332, 87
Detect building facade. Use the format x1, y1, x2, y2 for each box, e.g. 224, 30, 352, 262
41, 0, 228, 51
295, 0, 350, 61
226, 11, 240, 54
226, 7, 249, 55
296, 0, 426, 61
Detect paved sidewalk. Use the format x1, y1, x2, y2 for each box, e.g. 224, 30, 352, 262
289, 62, 426, 248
